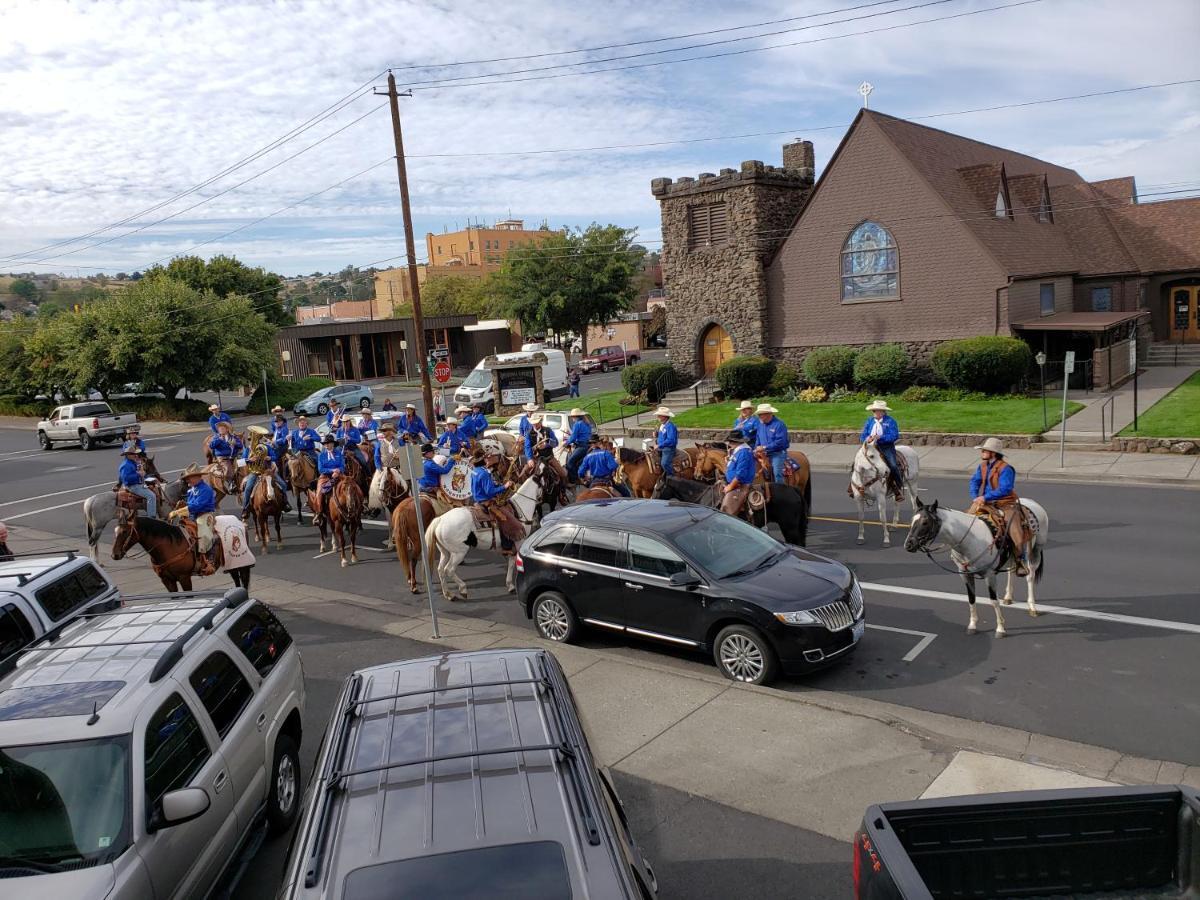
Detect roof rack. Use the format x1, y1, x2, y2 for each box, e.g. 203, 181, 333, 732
0, 551, 81, 587
149, 588, 252, 683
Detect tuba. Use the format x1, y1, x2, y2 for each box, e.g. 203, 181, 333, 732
245, 425, 272, 474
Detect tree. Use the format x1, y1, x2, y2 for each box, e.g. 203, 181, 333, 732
495, 224, 644, 353
10, 278, 38, 303
419, 275, 504, 318
143, 254, 289, 325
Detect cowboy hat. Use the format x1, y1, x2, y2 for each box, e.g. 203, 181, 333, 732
322, 433, 337, 444
360, 407, 372, 414
207, 403, 220, 412
216, 420, 231, 429
738, 400, 753, 410
865, 399, 892, 412
181, 463, 206, 479
725, 429, 746, 443
654, 406, 674, 418
405, 401, 417, 409
455, 405, 470, 413
568, 408, 587, 417
529, 413, 543, 424
380, 421, 396, 432
270, 405, 284, 413
121, 443, 140, 455
975, 437, 1005, 455
522, 402, 539, 412
755, 403, 778, 415
444, 416, 459, 425
588, 434, 604, 444
420, 442, 435, 454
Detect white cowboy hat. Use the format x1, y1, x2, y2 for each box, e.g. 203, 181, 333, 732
360, 407, 372, 414
975, 437, 1005, 454
755, 403, 778, 415
568, 408, 587, 417
444, 416, 459, 425
530, 413, 544, 424
270, 405, 284, 413
208, 403, 219, 412
654, 406, 675, 418
522, 402, 539, 412
405, 402, 417, 409
866, 399, 892, 412
738, 400, 753, 410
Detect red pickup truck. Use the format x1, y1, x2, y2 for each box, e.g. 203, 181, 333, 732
579, 345, 639, 373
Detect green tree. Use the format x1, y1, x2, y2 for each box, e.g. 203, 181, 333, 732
495, 224, 643, 353
10, 278, 38, 303
419, 275, 503, 318
143, 254, 289, 325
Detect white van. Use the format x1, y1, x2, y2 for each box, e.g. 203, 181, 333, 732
454, 349, 569, 412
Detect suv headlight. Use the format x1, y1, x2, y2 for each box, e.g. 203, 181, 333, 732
774, 610, 819, 626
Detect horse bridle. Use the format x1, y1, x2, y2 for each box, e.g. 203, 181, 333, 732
910, 508, 999, 576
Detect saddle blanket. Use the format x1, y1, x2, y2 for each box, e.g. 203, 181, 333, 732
214, 515, 256, 569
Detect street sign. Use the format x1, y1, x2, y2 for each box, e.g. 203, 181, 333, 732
1064, 350, 1076, 374
432, 346, 450, 359
433, 360, 451, 384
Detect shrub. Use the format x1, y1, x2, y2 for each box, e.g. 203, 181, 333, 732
246, 375, 334, 415
798, 386, 827, 403
768, 362, 801, 395
931, 336, 1032, 393
715, 356, 776, 398
900, 385, 942, 403
622, 361, 676, 402
828, 386, 871, 404
803, 346, 859, 389
0, 395, 54, 418
109, 397, 211, 422
853, 343, 911, 392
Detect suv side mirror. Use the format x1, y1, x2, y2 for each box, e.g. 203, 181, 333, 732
669, 571, 701, 589
150, 787, 211, 832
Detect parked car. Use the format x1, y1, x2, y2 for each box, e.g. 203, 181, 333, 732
579, 344, 640, 374
0, 551, 119, 677
314, 408, 401, 438
855, 785, 1200, 899
0, 587, 305, 898
37, 401, 136, 451
651, 333, 667, 348
454, 349, 569, 412
516, 499, 863, 685
292, 383, 373, 416
279, 648, 657, 899
496, 410, 597, 445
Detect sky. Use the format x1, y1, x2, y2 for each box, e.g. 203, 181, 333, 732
1, 0, 1197, 279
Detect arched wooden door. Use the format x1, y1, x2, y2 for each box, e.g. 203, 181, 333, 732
701, 324, 733, 374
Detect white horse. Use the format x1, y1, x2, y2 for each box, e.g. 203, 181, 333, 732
849, 443, 920, 546
903, 497, 1049, 637
424, 467, 545, 600
83, 480, 184, 563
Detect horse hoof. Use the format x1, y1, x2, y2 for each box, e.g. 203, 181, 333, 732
995, 629, 1007, 639
856, 537, 865, 545
1028, 608, 1039, 618
966, 625, 977, 635
507, 586, 516, 594
340, 559, 348, 568
351, 554, 359, 563
276, 542, 283, 550
1002, 597, 1013, 606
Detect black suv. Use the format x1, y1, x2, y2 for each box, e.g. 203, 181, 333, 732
516, 499, 864, 684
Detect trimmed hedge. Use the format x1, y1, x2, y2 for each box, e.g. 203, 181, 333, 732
715, 356, 776, 398
853, 343, 911, 393
0, 395, 53, 418
111, 397, 211, 422
768, 362, 801, 395
803, 346, 859, 389
246, 376, 334, 415
622, 361, 676, 402
931, 336, 1032, 393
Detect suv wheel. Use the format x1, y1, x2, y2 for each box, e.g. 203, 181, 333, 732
713, 625, 778, 685
533, 592, 579, 643
317, 403, 329, 415
600, 362, 609, 373
267, 734, 301, 834
38, 431, 53, 451
79, 430, 95, 451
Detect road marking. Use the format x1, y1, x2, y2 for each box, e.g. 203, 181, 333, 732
312, 550, 337, 559
865, 623, 938, 661
860, 582, 1200, 635
812, 515, 910, 529
6, 498, 99, 520
0, 468, 182, 519
0, 479, 119, 508
47, 466, 84, 473
0, 448, 45, 460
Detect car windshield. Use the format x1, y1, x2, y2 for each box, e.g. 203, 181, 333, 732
461, 368, 490, 389
674, 513, 784, 579
588, 347, 608, 356
0, 735, 130, 871
307, 388, 334, 401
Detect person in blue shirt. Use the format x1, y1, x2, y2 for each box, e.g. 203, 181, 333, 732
241, 441, 292, 518
458, 403, 485, 443
168, 465, 218, 563
325, 397, 344, 429
754, 404, 790, 483
563, 409, 592, 484
732, 400, 758, 442
720, 430, 758, 517
207, 404, 232, 434
289, 415, 320, 463
337, 418, 368, 471
515, 402, 538, 462
968, 437, 1029, 575
437, 416, 470, 455
654, 407, 678, 476
861, 399, 904, 501
268, 408, 289, 450
312, 434, 345, 525
357, 408, 379, 447
123, 424, 147, 456
578, 436, 630, 497
397, 402, 433, 442
470, 448, 520, 550
524, 415, 557, 460
381, 398, 398, 412
418, 443, 455, 496
209, 421, 238, 486
118, 445, 157, 517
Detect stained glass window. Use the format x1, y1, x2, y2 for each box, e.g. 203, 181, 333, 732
841, 221, 898, 300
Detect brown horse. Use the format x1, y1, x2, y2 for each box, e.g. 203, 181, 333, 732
576, 485, 626, 501
111, 511, 224, 592
617, 445, 698, 498
693, 444, 814, 511
343, 451, 372, 496
247, 478, 284, 551
309, 476, 363, 567
391, 494, 440, 593
286, 451, 317, 525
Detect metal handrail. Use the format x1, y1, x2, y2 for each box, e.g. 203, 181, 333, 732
1099, 395, 1115, 442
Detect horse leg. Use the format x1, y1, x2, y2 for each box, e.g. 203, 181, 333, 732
452, 547, 470, 598
1002, 566, 1015, 605
963, 573, 979, 634
179, 574, 193, 591
336, 523, 347, 568
294, 486, 304, 525
505, 556, 516, 593
1026, 545, 1040, 617
878, 491, 891, 546
275, 510, 284, 549
987, 573, 1007, 637
856, 495, 867, 544
349, 522, 359, 564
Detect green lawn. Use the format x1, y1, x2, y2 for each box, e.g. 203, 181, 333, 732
673, 396, 1083, 434
1118, 371, 1200, 437
547, 390, 648, 425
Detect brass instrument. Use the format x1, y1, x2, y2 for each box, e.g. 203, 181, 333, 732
245, 425, 272, 474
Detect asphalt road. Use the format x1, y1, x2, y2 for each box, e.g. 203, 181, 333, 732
3, 424, 1197, 766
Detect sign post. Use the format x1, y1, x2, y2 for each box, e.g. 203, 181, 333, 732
1035, 351, 1047, 431
1130, 339, 1138, 433
433, 358, 451, 426
403, 441, 441, 638
1060, 351, 1075, 467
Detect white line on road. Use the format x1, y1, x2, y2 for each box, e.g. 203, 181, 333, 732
46, 466, 84, 473
0, 448, 46, 460
865, 623, 938, 662
860, 582, 1200, 635
6, 498, 98, 520
1, 469, 182, 519
0, 479, 118, 508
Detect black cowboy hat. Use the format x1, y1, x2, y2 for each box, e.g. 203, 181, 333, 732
322, 433, 336, 444
725, 429, 747, 443
420, 443, 435, 454
588, 434, 604, 444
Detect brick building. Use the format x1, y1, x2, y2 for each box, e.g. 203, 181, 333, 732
653, 111, 1200, 385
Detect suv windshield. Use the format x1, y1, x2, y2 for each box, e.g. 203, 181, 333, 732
675, 513, 783, 579
460, 368, 490, 389
0, 735, 130, 871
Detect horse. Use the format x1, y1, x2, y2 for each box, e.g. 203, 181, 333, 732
246, 476, 284, 552
616, 445, 698, 498
423, 468, 545, 600
84, 478, 185, 563
693, 444, 814, 512
110, 511, 223, 592
391, 494, 442, 593
285, 451, 318, 525
309, 476, 363, 567
903, 497, 1049, 637
849, 442, 921, 546
653, 475, 808, 546
343, 451, 372, 497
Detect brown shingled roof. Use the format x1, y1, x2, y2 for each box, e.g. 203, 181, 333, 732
1108, 197, 1200, 273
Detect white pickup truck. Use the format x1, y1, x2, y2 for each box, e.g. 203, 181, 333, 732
37, 401, 137, 450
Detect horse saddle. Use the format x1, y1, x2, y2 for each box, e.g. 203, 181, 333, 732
115, 488, 142, 511
747, 486, 768, 512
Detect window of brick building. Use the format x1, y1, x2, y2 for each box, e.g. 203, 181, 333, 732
1040, 283, 1055, 315
687, 202, 729, 250
1091, 286, 1112, 312
842, 221, 899, 301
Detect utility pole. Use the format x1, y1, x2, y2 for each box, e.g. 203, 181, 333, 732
378, 72, 434, 425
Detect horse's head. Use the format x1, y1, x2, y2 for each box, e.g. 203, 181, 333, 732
111, 509, 138, 560
857, 442, 887, 474
693, 449, 721, 482
903, 498, 940, 553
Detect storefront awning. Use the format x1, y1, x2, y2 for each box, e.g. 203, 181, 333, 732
1012, 310, 1148, 332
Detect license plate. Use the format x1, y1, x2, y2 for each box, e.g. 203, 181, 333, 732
851, 620, 865, 643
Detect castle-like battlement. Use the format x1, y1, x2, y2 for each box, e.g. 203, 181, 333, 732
651, 140, 815, 197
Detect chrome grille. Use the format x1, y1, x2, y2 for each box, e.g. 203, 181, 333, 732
848, 580, 864, 619
810, 601, 854, 632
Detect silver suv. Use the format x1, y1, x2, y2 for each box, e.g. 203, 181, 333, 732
0, 588, 305, 898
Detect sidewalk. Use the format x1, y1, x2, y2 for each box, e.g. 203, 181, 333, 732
24, 521, 1194, 844
1051, 365, 1197, 441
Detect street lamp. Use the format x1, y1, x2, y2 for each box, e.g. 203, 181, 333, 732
1035, 351, 1047, 430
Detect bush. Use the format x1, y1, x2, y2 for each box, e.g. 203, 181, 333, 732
930, 336, 1032, 393
803, 346, 859, 389
828, 386, 871, 404
853, 343, 911, 392
0, 395, 54, 417
246, 375, 334, 415
798, 386, 827, 403
109, 397, 211, 422
621, 361, 676, 402
715, 356, 776, 398
768, 362, 801, 395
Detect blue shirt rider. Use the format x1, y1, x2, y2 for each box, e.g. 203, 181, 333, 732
968, 437, 1028, 575
241, 441, 291, 518
720, 431, 758, 517
325, 400, 343, 429
207, 405, 232, 434
462, 404, 489, 441
397, 403, 433, 442
754, 404, 790, 482
123, 424, 147, 456
269, 411, 290, 455
654, 407, 678, 476
117, 446, 157, 518
167, 466, 218, 559
357, 409, 379, 446
337, 420, 368, 470
578, 437, 631, 497
289, 416, 320, 462
470, 448, 518, 549
185, 477, 216, 518
732, 401, 758, 442
418, 444, 455, 494
860, 399, 904, 501
312, 434, 345, 525
564, 410, 592, 483
210, 423, 238, 459
524, 418, 558, 460
438, 417, 470, 455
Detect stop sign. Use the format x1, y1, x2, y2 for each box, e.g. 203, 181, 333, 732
433, 360, 451, 384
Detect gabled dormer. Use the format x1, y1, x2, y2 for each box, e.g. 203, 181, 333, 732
957, 162, 1013, 221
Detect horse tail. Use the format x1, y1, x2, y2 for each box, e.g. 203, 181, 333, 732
1034, 549, 1045, 584
394, 504, 413, 569
803, 471, 813, 514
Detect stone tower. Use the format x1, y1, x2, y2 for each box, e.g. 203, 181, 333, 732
651, 140, 815, 379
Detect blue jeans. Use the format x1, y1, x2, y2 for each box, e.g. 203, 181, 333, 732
877, 443, 902, 486
566, 445, 588, 482
243, 473, 288, 510
569, 382, 580, 398
660, 446, 676, 476
768, 451, 787, 482
127, 484, 156, 517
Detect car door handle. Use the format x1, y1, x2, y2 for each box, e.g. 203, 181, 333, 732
561, 568, 578, 577
256, 712, 267, 731
213, 770, 228, 794
624, 582, 644, 591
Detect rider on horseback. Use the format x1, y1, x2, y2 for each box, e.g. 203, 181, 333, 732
269, 408, 290, 456
461, 403, 489, 446
470, 447, 520, 551
721, 429, 756, 517
312, 433, 344, 526
207, 403, 232, 434
124, 423, 147, 457
336, 415, 368, 471
419, 442, 454, 497
654, 407, 678, 477
118, 444, 157, 517
578, 435, 631, 497
968, 437, 1030, 576
516, 402, 538, 463
525, 414, 568, 485
564, 409, 592, 484
290, 415, 319, 464
397, 402, 433, 442
372, 421, 408, 502
861, 399, 904, 502
210, 421, 239, 488
438, 416, 470, 455
753, 404, 789, 482
240, 440, 292, 521
358, 408, 379, 447
169, 464, 218, 573
732, 400, 757, 443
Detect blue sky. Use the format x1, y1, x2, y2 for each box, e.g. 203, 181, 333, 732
1, 0, 1197, 277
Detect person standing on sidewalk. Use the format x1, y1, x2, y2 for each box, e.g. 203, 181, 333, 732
568, 368, 581, 398
654, 407, 678, 476
754, 404, 790, 482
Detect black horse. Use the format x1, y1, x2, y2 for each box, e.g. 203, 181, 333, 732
653, 476, 808, 546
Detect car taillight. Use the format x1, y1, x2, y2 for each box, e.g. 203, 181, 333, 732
852, 832, 862, 899
92, 418, 100, 430
514, 552, 524, 573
